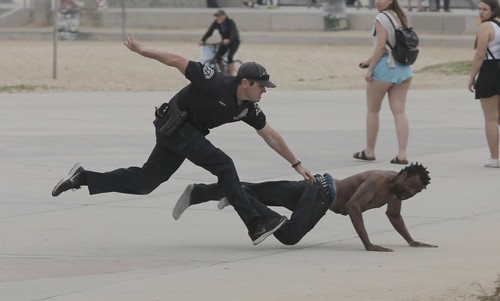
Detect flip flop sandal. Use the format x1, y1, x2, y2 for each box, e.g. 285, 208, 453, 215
353, 150, 376, 161
390, 156, 409, 165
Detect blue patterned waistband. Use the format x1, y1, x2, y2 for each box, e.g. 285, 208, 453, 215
314, 173, 337, 202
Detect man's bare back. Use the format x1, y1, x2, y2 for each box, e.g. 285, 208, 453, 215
332, 170, 399, 215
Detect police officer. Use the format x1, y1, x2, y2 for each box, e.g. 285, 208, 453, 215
52, 34, 315, 245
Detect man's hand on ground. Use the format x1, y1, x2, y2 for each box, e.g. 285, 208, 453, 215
365, 244, 394, 252
409, 241, 438, 248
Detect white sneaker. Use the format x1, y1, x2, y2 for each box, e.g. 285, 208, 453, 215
484, 158, 499, 168
217, 197, 231, 210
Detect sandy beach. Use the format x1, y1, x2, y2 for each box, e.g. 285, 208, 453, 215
2, 40, 473, 93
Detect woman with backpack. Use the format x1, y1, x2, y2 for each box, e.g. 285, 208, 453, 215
468, 0, 500, 168
353, 0, 414, 165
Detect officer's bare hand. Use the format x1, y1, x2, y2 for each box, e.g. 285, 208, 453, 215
123, 34, 143, 54
295, 164, 315, 184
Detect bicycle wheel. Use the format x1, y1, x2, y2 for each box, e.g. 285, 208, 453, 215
221, 59, 243, 75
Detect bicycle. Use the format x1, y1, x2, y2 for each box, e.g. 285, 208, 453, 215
200, 43, 243, 75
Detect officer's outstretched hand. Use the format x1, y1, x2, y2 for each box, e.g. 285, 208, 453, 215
295, 164, 315, 184
123, 34, 143, 54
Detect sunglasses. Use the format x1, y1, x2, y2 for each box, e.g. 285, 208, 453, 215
250, 74, 269, 81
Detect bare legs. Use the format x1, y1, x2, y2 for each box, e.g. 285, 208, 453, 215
388, 79, 411, 161
227, 62, 235, 75
364, 78, 411, 161
365, 81, 389, 159
408, 0, 423, 11
480, 96, 500, 161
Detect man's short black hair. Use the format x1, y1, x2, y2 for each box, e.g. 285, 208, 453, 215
399, 162, 431, 188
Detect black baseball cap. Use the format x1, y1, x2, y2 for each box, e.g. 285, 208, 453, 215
214, 9, 226, 16
236, 62, 276, 88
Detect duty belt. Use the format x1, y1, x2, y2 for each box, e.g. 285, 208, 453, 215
314, 174, 331, 196
314, 173, 337, 206
155, 103, 169, 118
155, 101, 183, 119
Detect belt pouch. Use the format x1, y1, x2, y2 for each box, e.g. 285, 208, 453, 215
158, 102, 188, 136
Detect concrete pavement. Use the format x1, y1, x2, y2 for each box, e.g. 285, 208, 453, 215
0, 89, 499, 300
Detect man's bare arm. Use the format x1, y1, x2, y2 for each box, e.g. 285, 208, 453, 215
386, 201, 438, 248
257, 123, 314, 184
346, 179, 393, 252
123, 34, 189, 75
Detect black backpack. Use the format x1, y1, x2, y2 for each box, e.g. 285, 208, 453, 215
381, 11, 419, 65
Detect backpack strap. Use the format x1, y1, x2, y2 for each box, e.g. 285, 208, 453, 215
381, 11, 397, 49
486, 19, 500, 60
487, 47, 495, 59
381, 11, 397, 30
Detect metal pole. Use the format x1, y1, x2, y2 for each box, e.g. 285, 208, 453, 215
52, 0, 58, 79
121, 0, 126, 39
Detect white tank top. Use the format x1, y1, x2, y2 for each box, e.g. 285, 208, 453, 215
486, 20, 500, 60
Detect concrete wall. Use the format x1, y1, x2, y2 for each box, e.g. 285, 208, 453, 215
105, 0, 247, 8
100, 0, 478, 9
0, 0, 480, 33
94, 8, 326, 31
0, 7, 30, 27
106, 0, 205, 7
103, 0, 309, 7
409, 12, 479, 34
91, 8, 479, 34
31, 0, 51, 24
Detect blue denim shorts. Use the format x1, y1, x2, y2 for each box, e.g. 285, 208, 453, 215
372, 55, 413, 85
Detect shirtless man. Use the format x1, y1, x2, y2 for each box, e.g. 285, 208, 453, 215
173, 163, 437, 252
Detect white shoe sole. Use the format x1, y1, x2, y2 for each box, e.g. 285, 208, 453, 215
172, 184, 194, 220
217, 197, 230, 210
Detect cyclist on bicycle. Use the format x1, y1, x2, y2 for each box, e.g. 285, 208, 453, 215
199, 9, 240, 75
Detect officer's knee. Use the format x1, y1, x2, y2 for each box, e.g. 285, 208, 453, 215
217, 157, 237, 178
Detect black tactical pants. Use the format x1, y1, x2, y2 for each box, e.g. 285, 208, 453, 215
85, 114, 277, 231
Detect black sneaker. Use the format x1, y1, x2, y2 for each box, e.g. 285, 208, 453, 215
172, 184, 194, 220
51, 163, 84, 197
249, 215, 287, 245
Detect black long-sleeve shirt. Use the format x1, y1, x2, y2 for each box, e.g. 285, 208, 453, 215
201, 17, 240, 44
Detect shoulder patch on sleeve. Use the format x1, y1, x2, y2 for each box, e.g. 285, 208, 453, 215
254, 103, 262, 115
203, 65, 215, 79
